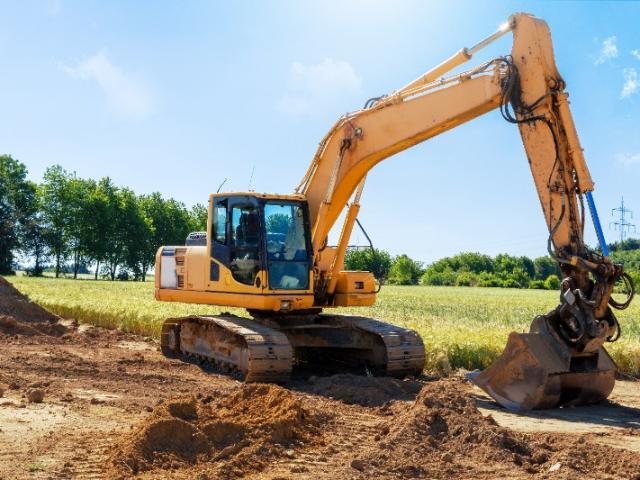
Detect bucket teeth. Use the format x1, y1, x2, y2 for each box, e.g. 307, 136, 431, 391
470, 331, 616, 410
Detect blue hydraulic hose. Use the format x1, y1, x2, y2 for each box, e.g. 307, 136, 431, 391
585, 191, 609, 257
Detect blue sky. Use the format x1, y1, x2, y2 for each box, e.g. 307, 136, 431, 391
1, 1, 639, 263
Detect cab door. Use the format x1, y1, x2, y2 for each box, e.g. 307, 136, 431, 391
210, 195, 265, 292
209, 196, 229, 286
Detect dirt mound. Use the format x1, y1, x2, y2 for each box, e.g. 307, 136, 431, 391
353, 379, 640, 479
0, 276, 67, 336
307, 373, 422, 406
108, 384, 326, 479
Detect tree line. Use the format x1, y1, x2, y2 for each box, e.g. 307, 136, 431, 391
0, 155, 206, 279
4, 154, 639, 287
345, 243, 640, 289
344, 248, 564, 289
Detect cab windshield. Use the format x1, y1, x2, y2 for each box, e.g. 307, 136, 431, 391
263, 201, 310, 290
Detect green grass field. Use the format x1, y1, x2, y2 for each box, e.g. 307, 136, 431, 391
6, 276, 640, 376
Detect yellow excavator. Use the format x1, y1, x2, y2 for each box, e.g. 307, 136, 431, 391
155, 13, 634, 410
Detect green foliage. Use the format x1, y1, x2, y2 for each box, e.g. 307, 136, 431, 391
1, 156, 208, 281
533, 255, 560, 280
528, 279, 546, 289
424, 252, 493, 275
189, 203, 208, 232
421, 267, 456, 286
40, 165, 73, 277
477, 272, 501, 287
421, 252, 551, 289
609, 238, 640, 252
388, 254, 423, 285
544, 274, 560, 290
0, 155, 37, 274
455, 271, 478, 287
22, 186, 48, 276
343, 248, 392, 280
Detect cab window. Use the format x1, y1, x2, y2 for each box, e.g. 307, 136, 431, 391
213, 202, 227, 244
264, 202, 309, 289
229, 205, 260, 285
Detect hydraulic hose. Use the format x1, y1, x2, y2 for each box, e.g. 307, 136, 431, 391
609, 271, 635, 310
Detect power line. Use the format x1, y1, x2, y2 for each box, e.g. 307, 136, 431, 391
610, 196, 636, 244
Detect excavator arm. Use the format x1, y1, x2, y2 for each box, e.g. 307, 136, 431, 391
297, 13, 634, 409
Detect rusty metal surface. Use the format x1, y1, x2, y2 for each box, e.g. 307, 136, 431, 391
470, 331, 617, 410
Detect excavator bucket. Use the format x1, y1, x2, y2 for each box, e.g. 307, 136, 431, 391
470, 331, 616, 411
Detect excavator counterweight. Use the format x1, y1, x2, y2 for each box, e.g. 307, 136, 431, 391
154, 13, 633, 409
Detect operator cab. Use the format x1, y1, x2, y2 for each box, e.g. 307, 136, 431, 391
210, 194, 312, 291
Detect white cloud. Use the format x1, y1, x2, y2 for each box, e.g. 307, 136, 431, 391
594, 36, 619, 65
63, 51, 153, 119
616, 152, 640, 166
621, 68, 639, 98
632, 49, 640, 61
277, 58, 362, 115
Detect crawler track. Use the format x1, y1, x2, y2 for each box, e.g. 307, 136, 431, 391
342, 316, 426, 377
162, 313, 425, 380
161, 315, 293, 382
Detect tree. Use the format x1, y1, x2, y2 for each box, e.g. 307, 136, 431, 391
388, 254, 423, 285
533, 255, 560, 280
21, 185, 49, 276
189, 203, 208, 232
40, 165, 73, 277
66, 176, 96, 278
421, 267, 457, 286
421, 252, 494, 286
494, 253, 535, 279
0, 155, 37, 274
83, 177, 117, 279
609, 238, 640, 252
102, 183, 129, 281
137, 193, 193, 281
121, 190, 153, 281
544, 274, 561, 290
344, 248, 392, 280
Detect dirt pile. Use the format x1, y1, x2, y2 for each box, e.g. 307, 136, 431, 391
108, 383, 326, 479
353, 379, 640, 479
0, 276, 67, 336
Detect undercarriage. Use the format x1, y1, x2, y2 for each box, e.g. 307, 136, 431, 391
161, 312, 426, 381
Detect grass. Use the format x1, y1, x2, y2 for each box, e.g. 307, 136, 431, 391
6, 275, 640, 376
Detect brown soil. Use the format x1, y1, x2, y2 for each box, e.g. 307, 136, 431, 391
1, 277, 639, 479
108, 384, 325, 479
354, 379, 640, 479
0, 276, 67, 336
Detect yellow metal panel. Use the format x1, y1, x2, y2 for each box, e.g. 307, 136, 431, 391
155, 288, 315, 311
185, 247, 207, 291
335, 271, 377, 295
332, 293, 376, 307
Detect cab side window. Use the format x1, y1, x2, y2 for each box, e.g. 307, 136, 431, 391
213, 202, 227, 244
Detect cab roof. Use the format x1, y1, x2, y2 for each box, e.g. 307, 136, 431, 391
209, 192, 306, 202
